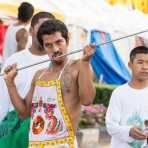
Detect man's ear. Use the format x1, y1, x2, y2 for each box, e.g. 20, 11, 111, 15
67, 32, 71, 45
128, 61, 132, 69
29, 27, 33, 36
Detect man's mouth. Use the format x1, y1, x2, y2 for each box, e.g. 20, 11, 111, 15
52, 51, 63, 60
140, 72, 148, 77
51, 51, 63, 62
52, 51, 62, 56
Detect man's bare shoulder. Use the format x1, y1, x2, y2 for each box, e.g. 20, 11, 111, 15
32, 68, 47, 82
16, 28, 28, 40
69, 59, 81, 67
69, 59, 91, 70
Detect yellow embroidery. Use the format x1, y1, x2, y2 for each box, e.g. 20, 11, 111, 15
30, 80, 75, 148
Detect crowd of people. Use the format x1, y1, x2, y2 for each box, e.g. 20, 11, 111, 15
0, 1, 148, 148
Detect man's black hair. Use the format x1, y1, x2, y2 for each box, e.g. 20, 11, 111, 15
130, 46, 148, 62
37, 19, 68, 47
31, 12, 55, 28
18, 2, 34, 22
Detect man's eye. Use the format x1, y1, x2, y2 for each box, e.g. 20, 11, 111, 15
44, 43, 52, 48
57, 40, 64, 45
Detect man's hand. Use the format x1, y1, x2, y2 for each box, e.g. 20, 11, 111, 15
4, 63, 18, 86
129, 127, 147, 140
82, 44, 96, 62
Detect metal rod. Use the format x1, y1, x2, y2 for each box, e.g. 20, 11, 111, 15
1, 29, 148, 77
0, 49, 83, 77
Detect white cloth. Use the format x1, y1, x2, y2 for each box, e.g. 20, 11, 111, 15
0, 48, 49, 121
30, 85, 70, 141
3, 23, 31, 62
106, 83, 148, 148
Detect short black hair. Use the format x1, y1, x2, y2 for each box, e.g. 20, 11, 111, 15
130, 46, 148, 62
37, 19, 68, 47
31, 12, 55, 28
18, 2, 34, 22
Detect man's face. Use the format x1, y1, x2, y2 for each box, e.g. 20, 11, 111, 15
42, 32, 69, 65
31, 18, 50, 46
129, 53, 148, 81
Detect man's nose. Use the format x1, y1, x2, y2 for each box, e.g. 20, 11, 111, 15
142, 63, 148, 69
53, 44, 59, 52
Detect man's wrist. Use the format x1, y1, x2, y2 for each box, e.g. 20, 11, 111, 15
7, 84, 16, 88
5, 80, 16, 88
80, 59, 90, 65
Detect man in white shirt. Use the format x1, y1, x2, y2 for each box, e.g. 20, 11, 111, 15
106, 46, 148, 148
0, 12, 55, 148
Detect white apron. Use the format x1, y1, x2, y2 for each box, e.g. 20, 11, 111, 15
29, 61, 77, 148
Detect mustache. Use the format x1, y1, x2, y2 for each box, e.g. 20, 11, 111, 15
52, 51, 63, 58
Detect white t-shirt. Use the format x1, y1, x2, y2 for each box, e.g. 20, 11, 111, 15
106, 83, 148, 148
0, 48, 49, 120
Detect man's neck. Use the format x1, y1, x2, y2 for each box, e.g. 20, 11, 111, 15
129, 79, 148, 89
50, 59, 68, 72
16, 20, 29, 26
29, 44, 46, 56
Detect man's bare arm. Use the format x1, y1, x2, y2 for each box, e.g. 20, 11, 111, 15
6, 80, 34, 119
78, 60, 96, 105
4, 64, 35, 119
16, 28, 28, 51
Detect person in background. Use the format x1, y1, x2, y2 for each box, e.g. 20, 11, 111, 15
106, 46, 148, 148
3, 2, 34, 62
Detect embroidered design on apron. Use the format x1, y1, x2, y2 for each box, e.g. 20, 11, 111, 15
29, 60, 76, 148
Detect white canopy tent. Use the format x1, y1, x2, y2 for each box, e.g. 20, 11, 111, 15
0, 0, 148, 36
0, 0, 148, 67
